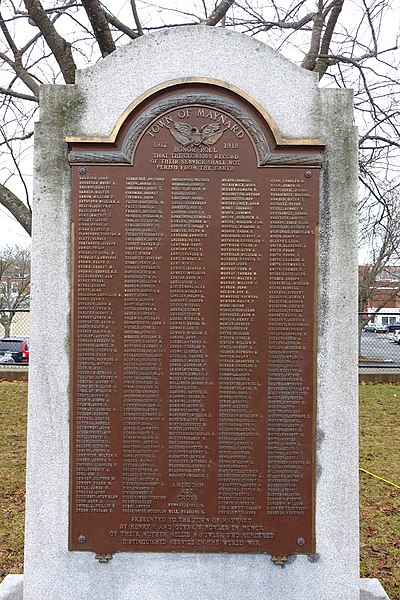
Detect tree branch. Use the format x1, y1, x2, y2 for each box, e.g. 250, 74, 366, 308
81, 0, 116, 57
260, 10, 316, 33
0, 11, 19, 55
202, 0, 235, 26
104, 11, 139, 40
23, 0, 76, 83
0, 186, 32, 236
314, 0, 344, 78
0, 131, 34, 146
130, 0, 143, 36
20, 1, 76, 54
361, 135, 400, 150
0, 51, 40, 98
301, 1, 324, 71
0, 86, 37, 102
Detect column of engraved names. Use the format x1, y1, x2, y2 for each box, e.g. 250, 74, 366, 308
267, 177, 313, 516
219, 179, 263, 516
169, 178, 212, 514
123, 176, 165, 513
75, 175, 119, 514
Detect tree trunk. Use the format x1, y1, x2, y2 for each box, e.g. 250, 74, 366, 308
1, 316, 12, 337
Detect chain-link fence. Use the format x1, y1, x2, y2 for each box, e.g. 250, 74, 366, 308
0, 310, 30, 365
0, 309, 30, 337
359, 312, 400, 368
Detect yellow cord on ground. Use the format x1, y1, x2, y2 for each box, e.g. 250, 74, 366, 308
359, 468, 400, 489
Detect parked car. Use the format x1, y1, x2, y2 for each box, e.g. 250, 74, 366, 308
0, 351, 15, 364
0, 337, 29, 364
363, 322, 388, 333
22, 337, 29, 360
392, 330, 400, 344
363, 322, 377, 332
387, 322, 400, 333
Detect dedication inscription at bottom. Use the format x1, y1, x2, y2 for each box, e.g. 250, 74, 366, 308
69, 82, 322, 559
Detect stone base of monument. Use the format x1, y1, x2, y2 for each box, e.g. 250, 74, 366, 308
0, 575, 23, 600
360, 579, 391, 600
0, 575, 391, 600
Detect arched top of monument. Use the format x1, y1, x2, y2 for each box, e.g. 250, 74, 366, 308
68, 25, 322, 143
67, 80, 324, 167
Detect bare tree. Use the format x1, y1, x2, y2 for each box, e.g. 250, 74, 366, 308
0, 244, 30, 336
358, 186, 400, 324
0, 0, 399, 248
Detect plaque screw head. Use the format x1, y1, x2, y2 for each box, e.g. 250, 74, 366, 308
78, 534, 87, 544
297, 537, 305, 546
79, 167, 87, 175
304, 170, 312, 178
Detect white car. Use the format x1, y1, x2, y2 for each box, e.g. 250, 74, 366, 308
363, 322, 388, 333
363, 322, 378, 332
392, 330, 400, 344
0, 351, 15, 364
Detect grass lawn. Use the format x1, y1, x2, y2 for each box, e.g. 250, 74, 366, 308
359, 383, 400, 599
0, 381, 399, 597
0, 380, 27, 579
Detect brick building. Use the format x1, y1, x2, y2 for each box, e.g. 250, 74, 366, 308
359, 265, 400, 325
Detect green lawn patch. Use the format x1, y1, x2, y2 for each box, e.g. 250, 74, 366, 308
0, 381, 27, 579
359, 383, 400, 599
0, 381, 399, 597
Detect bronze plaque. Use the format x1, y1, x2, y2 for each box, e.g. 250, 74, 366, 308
69, 83, 322, 557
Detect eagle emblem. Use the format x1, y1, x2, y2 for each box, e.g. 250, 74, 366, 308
169, 122, 225, 146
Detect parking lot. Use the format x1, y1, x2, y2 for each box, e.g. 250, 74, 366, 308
360, 331, 400, 367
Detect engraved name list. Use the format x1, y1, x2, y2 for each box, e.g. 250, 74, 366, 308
69, 85, 320, 559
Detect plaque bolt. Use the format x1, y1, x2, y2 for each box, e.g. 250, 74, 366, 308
79, 167, 87, 175
304, 170, 312, 178
78, 534, 87, 544
297, 537, 305, 546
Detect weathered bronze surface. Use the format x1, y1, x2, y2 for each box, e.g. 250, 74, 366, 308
69, 83, 322, 556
